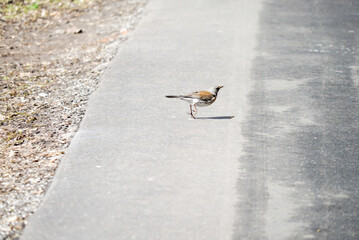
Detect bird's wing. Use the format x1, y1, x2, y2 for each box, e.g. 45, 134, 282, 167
187, 91, 215, 102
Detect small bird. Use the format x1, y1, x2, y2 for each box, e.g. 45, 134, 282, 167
165, 86, 223, 119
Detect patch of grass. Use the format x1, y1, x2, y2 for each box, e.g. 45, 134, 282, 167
26, 1, 39, 10
0, 0, 100, 22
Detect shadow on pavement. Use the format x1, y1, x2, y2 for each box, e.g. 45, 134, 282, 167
195, 116, 235, 120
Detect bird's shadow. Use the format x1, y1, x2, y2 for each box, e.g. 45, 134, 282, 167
195, 116, 235, 120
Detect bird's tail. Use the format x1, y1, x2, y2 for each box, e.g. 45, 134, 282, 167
165, 95, 181, 98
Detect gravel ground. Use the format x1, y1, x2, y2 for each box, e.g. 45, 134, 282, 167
0, 0, 147, 239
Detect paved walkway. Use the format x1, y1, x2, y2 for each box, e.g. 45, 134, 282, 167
22, 0, 261, 239
22, 0, 359, 239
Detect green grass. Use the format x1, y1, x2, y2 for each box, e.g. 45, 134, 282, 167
26, 1, 39, 10
0, 0, 99, 21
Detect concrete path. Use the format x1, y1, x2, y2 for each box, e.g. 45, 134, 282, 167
22, 0, 261, 239
22, 0, 359, 239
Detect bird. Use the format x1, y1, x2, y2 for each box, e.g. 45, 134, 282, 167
165, 86, 223, 119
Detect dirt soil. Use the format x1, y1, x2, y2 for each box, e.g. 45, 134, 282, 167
0, 0, 147, 239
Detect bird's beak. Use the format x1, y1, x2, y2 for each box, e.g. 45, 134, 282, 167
219, 86, 223, 88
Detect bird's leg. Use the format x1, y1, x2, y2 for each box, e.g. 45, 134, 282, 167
189, 104, 196, 119
193, 104, 198, 116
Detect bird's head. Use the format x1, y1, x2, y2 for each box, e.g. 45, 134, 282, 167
208, 86, 223, 95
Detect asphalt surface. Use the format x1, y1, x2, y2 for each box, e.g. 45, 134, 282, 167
22, 0, 359, 239
235, 0, 359, 239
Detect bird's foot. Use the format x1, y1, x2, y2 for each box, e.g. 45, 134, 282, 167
187, 112, 196, 119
